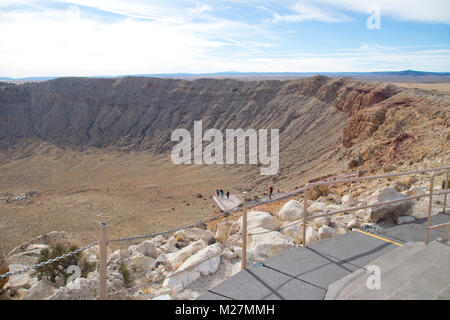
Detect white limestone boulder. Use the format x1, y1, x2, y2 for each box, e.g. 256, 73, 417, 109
162, 270, 201, 289
308, 202, 327, 214
276, 200, 304, 221
233, 211, 280, 233
153, 294, 172, 300
224, 233, 242, 247
149, 235, 166, 247
133, 240, 157, 259
248, 227, 295, 259
163, 243, 222, 289
324, 204, 342, 212
127, 253, 156, 273
403, 186, 427, 197
231, 261, 242, 276
47, 271, 125, 300
8, 272, 38, 290
341, 195, 355, 208
312, 216, 330, 228
173, 228, 215, 245
305, 226, 318, 245
222, 248, 237, 260
176, 243, 223, 275
366, 187, 414, 223
107, 248, 130, 268
230, 246, 252, 260
318, 226, 336, 240
21, 280, 57, 300
280, 220, 303, 242
346, 218, 360, 229
166, 240, 207, 271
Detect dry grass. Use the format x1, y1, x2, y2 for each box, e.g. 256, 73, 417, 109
0, 137, 348, 253
0, 145, 242, 253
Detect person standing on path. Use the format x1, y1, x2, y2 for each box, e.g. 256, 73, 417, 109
226, 191, 230, 199
220, 189, 224, 198
216, 189, 220, 197
269, 186, 273, 199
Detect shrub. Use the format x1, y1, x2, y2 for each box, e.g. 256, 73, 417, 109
35, 244, 96, 285
118, 263, 132, 287
175, 233, 185, 242
79, 259, 97, 278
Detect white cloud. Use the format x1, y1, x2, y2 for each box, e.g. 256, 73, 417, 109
265, 0, 450, 24
316, 0, 450, 24
0, 2, 277, 77
270, 2, 351, 23
0, 6, 225, 77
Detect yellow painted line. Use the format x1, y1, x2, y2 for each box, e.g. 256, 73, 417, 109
354, 229, 403, 246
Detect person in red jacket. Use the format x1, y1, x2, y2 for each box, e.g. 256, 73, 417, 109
269, 186, 273, 199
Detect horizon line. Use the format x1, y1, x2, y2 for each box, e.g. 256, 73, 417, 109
2, 70, 450, 81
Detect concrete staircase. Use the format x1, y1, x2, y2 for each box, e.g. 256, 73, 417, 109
325, 239, 450, 300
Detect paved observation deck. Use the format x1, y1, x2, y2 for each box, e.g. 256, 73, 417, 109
198, 212, 450, 300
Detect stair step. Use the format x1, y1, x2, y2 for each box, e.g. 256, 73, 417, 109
364, 241, 424, 273
326, 242, 424, 300
345, 240, 449, 300
387, 251, 450, 299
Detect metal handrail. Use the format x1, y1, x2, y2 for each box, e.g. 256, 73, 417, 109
429, 222, 450, 230
426, 170, 449, 244
306, 166, 450, 187
306, 190, 450, 221
301, 165, 450, 247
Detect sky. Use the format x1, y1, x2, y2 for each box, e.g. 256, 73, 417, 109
0, 0, 449, 78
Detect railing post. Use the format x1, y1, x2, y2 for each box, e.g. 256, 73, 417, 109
426, 176, 434, 245
99, 222, 108, 300
443, 171, 448, 214
241, 201, 248, 271
302, 185, 308, 247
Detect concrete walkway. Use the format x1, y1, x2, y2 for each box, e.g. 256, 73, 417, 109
326, 238, 450, 299
213, 194, 242, 211
198, 212, 450, 300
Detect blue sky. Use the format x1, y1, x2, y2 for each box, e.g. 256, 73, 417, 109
0, 0, 449, 77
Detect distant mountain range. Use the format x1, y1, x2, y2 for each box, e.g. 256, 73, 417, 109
1, 70, 450, 81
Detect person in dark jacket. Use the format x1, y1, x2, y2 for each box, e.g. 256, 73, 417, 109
226, 191, 230, 199
220, 189, 224, 197
269, 186, 273, 199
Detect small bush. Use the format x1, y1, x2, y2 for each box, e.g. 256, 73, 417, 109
119, 263, 132, 287
79, 259, 96, 278
35, 244, 96, 285
175, 234, 185, 242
